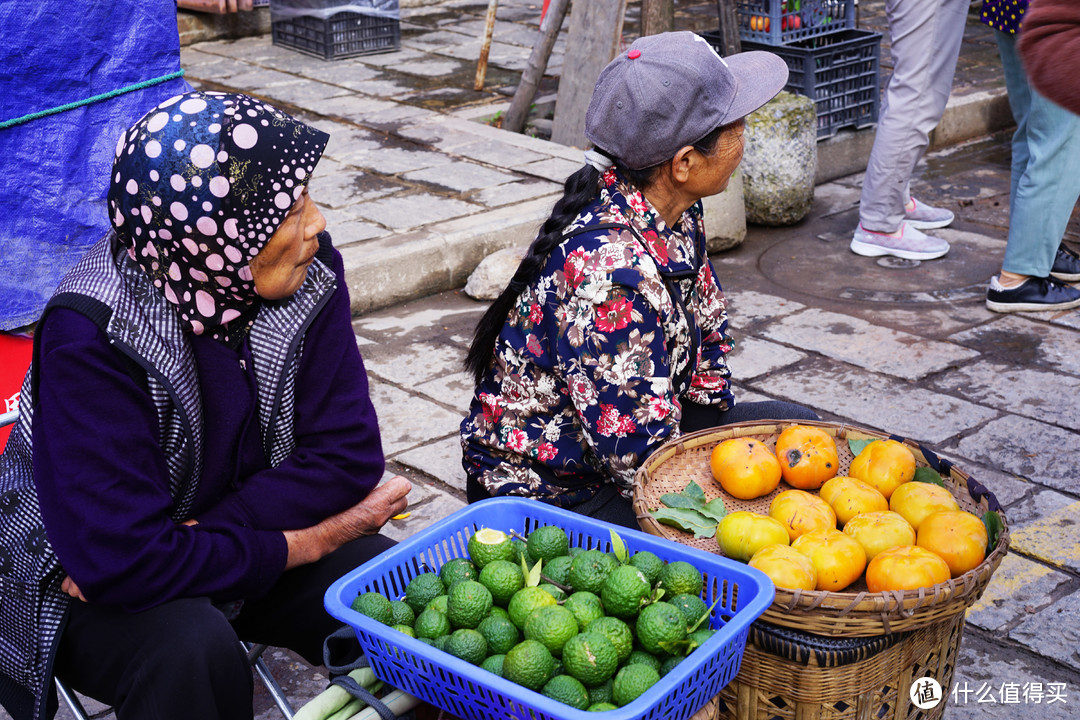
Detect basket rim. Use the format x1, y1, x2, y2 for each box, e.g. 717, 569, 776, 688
631, 420, 1011, 636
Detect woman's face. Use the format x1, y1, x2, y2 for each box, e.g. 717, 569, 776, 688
689, 119, 746, 198
250, 188, 326, 300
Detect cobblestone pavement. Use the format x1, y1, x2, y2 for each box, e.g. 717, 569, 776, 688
29, 1, 1080, 719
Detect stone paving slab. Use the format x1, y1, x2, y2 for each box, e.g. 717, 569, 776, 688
752, 357, 999, 443
367, 381, 463, 456
1007, 592, 1080, 675
956, 415, 1080, 496
930, 360, 1080, 430
948, 314, 1080, 376
1006, 492, 1080, 575
966, 553, 1075, 633
761, 307, 981, 380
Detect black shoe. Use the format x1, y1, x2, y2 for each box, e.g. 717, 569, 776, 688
986, 276, 1080, 313
1050, 245, 1080, 282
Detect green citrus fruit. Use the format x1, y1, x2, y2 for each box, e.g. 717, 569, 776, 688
541, 674, 590, 710
527, 525, 570, 563
508, 586, 558, 629
587, 678, 613, 706
660, 655, 683, 676
446, 579, 493, 629
439, 557, 479, 586
600, 565, 651, 620
585, 616, 633, 663
612, 664, 660, 707
445, 628, 488, 665
689, 627, 716, 650
539, 583, 567, 602
413, 608, 452, 639
668, 593, 708, 629
425, 594, 449, 615
658, 560, 704, 598
350, 592, 393, 625
391, 624, 416, 638
563, 591, 605, 632
636, 601, 687, 656
587, 702, 618, 712
477, 614, 520, 656
479, 559, 525, 607
388, 600, 416, 627
562, 631, 618, 687
404, 573, 445, 613
502, 639, 555, 691
468, 528, 515, 569
543, 555, 574, 586
485, 605, 510, 621
480, 654, 505, 677
568, 549, 618, 594
629, 551, 664, 585
623, 649, 662, 672
523, 605, 579, 657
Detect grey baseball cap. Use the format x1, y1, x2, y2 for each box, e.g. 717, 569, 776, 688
584, 31, 790, 170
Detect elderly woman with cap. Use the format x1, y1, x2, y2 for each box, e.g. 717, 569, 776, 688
0, 91, 409, 720
461, 32, 819, 528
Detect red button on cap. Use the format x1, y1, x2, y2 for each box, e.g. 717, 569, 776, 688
628, 49, 641, 59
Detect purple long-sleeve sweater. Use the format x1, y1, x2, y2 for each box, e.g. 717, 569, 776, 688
31, 248, 384, 613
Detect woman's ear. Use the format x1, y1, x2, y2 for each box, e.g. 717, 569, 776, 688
670, 145, 697, 183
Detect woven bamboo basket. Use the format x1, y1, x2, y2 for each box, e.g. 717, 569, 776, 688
631, 420, 1010, 637
697, 614, 967, 720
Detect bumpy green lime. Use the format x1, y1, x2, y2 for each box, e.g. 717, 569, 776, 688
587, 678, 613, 706
629, 551, 664, 585
659, 560, 704, 598
404, 573, 445, 613
446, 579, 493, 629
668, 593, 708, 629
568, 550, 618, 595
689, 627, 716, 650
425, 594, 449, 615
523, 605, 579, 657
388, 600, 416, 627
445, 628, 488, 665
586, 616, 633, 663
527, 525, 570, 563
541, 675, 589, 710
350, 592, 393, 625
612, 664, 660, 707
543, 555, 574, 586
391, 624, 416, 638
561, 631, 618, 687
508, 586, 558, 629
439, 557, 479, 587
623, 649, 662, 672
479, 559, 525, 607
660, 655, 683, 676
477, 614, 520, 656
486, 605, 510, 621
539, 583, 567, 602
600, 565, 651, 620
413, 608, 451, 640
564, 591, 605, 632
480, 654, 506, 677
468, 528, 515, 569
587, 702, 618, 712
502, 639, 555, 691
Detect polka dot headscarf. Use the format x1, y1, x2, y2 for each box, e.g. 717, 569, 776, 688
108, 91, 329, 342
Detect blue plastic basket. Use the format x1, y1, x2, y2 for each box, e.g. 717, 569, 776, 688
325, 497, 774, 720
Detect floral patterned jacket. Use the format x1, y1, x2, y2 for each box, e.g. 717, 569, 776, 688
460, 168, 735, 507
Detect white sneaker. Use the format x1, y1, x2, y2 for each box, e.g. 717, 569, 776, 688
850, 222, 950, 261
904, 197, 954, 230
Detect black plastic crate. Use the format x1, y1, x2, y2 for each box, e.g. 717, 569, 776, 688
704, 28, 881, 140
723, 0, 855, 45
272, 8, 400, 60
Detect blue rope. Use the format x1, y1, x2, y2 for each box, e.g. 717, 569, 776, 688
0, 70, 186, 130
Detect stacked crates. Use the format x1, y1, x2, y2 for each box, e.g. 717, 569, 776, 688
270, 0, 400, 60
704, 0, 881, 139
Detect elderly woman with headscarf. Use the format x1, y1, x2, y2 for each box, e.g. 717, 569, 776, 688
460, 32, 820, 528
0, 91, 409, 720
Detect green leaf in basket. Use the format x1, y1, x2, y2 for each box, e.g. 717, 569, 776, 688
982, 510, 1004, 555
687, 597, 721, 635
658, 481, 726, 523
848, 437, 873, 457
609, 529, 629, 565
702, 497, 727, 521
912, 466, 947, 487
525, 558, 543, 587
650, 508, 717, 539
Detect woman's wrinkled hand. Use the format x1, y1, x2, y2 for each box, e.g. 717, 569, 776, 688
284, 475, 411, 569
61, 575, 86, 602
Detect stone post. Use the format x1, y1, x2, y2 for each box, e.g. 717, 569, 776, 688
741, 91, 817, 226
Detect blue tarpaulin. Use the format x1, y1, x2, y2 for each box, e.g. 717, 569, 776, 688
0, 0, 191, 331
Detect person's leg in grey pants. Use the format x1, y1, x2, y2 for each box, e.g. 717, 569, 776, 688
854, 0, 969, 256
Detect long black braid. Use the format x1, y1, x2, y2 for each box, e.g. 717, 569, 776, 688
464, 126, 728, 385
